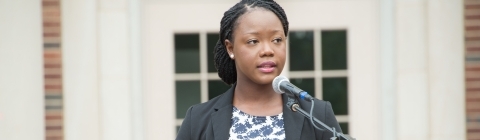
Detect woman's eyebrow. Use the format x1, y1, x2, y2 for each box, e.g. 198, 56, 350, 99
244, 30, 282, 35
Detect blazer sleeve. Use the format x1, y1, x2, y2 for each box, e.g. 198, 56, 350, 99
321, 101, 343, 140
176, 106, 193, 140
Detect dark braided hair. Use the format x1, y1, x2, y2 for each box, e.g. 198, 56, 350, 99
214, 0, 289, 85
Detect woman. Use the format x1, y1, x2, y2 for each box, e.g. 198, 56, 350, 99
176, 0, 342, 139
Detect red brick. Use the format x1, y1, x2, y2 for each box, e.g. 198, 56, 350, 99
42, 1, 59, 7
46, 126, 62, 130
46, 115, 62, 120
467, 26, 480, 30
466, 5, 480, 9
45, 85, 62, 90
468, 98, 480, 102
468, 78, 480, 81
468, 37, 480, 41
466, 15, 480, 20
43, 33, 60, 37
44, 64, 61, 68
43, 22, 60, 27
468, 47, 480, 51
467, 67, 480, 71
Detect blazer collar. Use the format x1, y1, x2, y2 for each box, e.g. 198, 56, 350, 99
211, 83, 235, 140
282, 94, 305, 140
210, 83, 305, 140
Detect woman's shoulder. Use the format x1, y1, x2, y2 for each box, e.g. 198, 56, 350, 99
186, 92, 229, 115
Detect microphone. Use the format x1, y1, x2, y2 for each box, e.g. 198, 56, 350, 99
272, 76, 314, 101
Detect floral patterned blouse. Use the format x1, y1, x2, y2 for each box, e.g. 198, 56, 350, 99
229, 106, 285, 140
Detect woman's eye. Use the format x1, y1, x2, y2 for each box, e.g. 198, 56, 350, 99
247, 39, 258, 45
273, 38, 283, 43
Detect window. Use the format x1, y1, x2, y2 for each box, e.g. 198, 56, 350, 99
289, 30, 349, 134
174, 32, 230, 132
174, 30, 349, 134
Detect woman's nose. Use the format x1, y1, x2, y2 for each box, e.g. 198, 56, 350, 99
260, 43, 274, 57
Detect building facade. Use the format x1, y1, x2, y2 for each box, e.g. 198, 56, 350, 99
0, 0, 475, 140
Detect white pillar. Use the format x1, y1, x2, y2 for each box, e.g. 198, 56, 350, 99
128, 0, 145, 139
64, 0, 143, 139
0, 0, 44, 140
98, 0, 133, 139
144, 4, 176, 140
379, 0, 397, 139
396, 0, 430, 139
427, 0, 465, 139
62, 0, 101, 140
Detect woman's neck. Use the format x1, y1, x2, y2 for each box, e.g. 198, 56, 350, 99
236, 82, 276, 100
232, 78, 283, 116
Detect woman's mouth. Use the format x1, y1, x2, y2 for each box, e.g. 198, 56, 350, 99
257, 61, 277, 73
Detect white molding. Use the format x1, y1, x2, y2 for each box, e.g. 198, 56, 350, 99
98, 0, 133, 139
175, 73, 202, 81
379, 0, 397, 139
396, 1, 429, 139
427, 1, 465, 139
336, 115, 349, 123
200, 32, 209, 103
322, 70, 349, 78
0, 1, 44, 139
176, 119, 183, 126
289, 70, 348, 78
62, 0, 101, 140
314, 31, 323, 99
128, 0, 145, 139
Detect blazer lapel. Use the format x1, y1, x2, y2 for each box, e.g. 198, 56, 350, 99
282, 94, 305, 140
210, 84, 235, 140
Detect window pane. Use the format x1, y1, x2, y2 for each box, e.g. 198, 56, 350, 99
176, 81, 201, 119
289, 78, 315, 97
207, 33, 220, 73
175, 34, 200, 73
208, 80, 230, 100
321, 30, 347, 70
322, 77, 348, 115
289, 31, 314, 71
339, 122, 349, 134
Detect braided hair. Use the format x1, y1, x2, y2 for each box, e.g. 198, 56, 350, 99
214, 0, 289, 85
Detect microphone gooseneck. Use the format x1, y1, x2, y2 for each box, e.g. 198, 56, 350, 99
275, 75, 356, 140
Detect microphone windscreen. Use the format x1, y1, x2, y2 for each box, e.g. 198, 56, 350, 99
272, 75, 289, 94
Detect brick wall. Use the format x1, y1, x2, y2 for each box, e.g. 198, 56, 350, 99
465, 0, 480, 139
42, 0, 64, 140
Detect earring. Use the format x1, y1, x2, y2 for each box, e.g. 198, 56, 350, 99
230, 54, 234, 59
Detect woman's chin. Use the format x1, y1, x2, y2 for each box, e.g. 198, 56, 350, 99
252, 74, 278, 85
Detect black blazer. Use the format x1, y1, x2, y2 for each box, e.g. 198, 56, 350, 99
176, 84, 342, 140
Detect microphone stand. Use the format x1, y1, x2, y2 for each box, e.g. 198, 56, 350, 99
286, 98, 356, 140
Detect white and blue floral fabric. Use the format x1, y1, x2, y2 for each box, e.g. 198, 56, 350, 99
228, 106, 285, 140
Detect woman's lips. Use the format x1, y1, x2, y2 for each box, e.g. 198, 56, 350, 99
257, 61, 277, 73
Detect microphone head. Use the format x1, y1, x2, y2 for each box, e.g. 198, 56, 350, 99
272, 75, 289, 94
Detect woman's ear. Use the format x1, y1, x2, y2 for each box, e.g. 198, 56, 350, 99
225, 39, 234, 59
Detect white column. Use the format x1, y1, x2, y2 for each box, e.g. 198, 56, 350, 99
98, 0, 133, 139
62, 0, 101, 140
396, 0, 430, 139
427, 0, 465, 139
347, 1, 381, 139
128, 0, 145, 139
144, 4, 176, 140
379, 0, 397, 139
0, 1, 44, 140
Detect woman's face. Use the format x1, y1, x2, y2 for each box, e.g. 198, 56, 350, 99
225, 8, 286, 85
